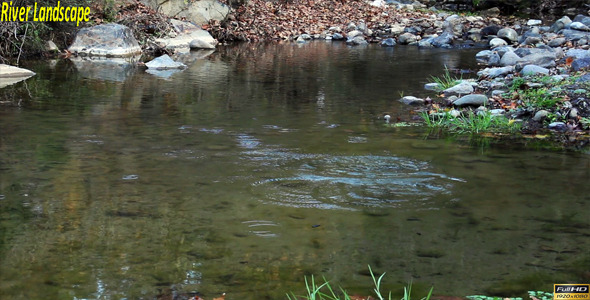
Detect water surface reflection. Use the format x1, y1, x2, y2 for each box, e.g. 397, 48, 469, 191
0, 42, 588, 300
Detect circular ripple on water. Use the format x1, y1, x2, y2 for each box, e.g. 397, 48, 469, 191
251, 153, 463, 210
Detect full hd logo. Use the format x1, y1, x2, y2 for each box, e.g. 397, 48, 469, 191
554, 284, 590, 300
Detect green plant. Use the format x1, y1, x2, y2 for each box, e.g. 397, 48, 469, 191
421, 111, 520, 134
429, 66, 463, 91
580, 117, 590, 130
287, 266, 434, 300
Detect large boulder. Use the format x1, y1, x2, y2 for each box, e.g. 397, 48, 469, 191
68, 24, 142, 57
142, 0, 229, 26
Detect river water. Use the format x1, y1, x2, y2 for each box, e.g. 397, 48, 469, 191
1, 42, 589, 299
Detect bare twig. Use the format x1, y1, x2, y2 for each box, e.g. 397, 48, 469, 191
16, 23, 28, 65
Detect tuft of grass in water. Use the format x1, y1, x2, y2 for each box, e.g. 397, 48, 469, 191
421, 111, 520, 134
429, 66, 463, 91
287, 266, 434, 300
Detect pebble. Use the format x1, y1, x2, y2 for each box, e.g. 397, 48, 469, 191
548, 122, 568, 131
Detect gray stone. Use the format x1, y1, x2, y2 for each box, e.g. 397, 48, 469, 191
523, 36, 542, 45
565, 48, 590, 59
68, 24, 142, 57
0, 64, 35, 88
399, 96, 425, 105
328, 26, 342, 32
453, 94, 488, 107
299, 33, 312, 40
152, 0, 229, 26
571, 58, 590, 71
497, 27, 519, 43
157, 21, 217, 50
533, 110, 549, 121
189, 31, 218, 49
424, 82, 441, 91
398, 32, 418, 45
500, 51, 523, 66
548, 37, 566, 47
574, 15, 590, 27
46, 40, 59, 52
145, 54, 186, 70
443, 14, 463, 36
570, 108, 579, 119
381, 38, 397, 47
548, 122, 568, 131
389, 24, 405, 35
418, 39, 434, 48
0, 64, 36, 78
551, 16, 572, 32
477, 66, 514, 78
491, 90, 505, 97
358, 22, 368, 33
520, 53, 557, 68
346, 36, 368, 45
347, 30, 363, 38
521, 65, 550, 76
476, 50, 494, 63
490, 109, 505, 115
569, 22, 590, 31
493, 46, 516, 57
489, 37, 507, 48
332, 33, 344, 40
475, 50, 500, 66
562, 29, 590, 41
527, 19, 542, 26
431, 32, 454, 48
443, 82, 474, 96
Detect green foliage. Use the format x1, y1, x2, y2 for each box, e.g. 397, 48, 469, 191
287, 266, 434, 300
429, 66, 463, 91
421, 111, 521, 134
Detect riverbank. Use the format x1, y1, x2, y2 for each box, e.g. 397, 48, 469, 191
204, 0, 590, 149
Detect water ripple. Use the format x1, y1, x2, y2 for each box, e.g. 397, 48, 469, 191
250, 153, 463, 210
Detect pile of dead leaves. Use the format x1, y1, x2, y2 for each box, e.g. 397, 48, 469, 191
208, 0, 432, 42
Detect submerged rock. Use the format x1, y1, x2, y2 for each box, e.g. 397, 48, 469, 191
399, 96, 425, 105
145, 54, 187, 70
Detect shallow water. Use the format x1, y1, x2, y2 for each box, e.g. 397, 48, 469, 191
1, 42, 589, 299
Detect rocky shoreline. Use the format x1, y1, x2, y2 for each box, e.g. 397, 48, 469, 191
205, 0, 589, 148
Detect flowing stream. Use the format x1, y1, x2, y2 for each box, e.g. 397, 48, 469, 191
1, 42, 589, 299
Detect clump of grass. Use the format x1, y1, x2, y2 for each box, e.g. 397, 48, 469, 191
287, 266, 434, 300
421, 111, 520, 134
429, 66, 463, 91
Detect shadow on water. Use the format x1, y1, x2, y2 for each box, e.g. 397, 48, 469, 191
0, 42, 589, 299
